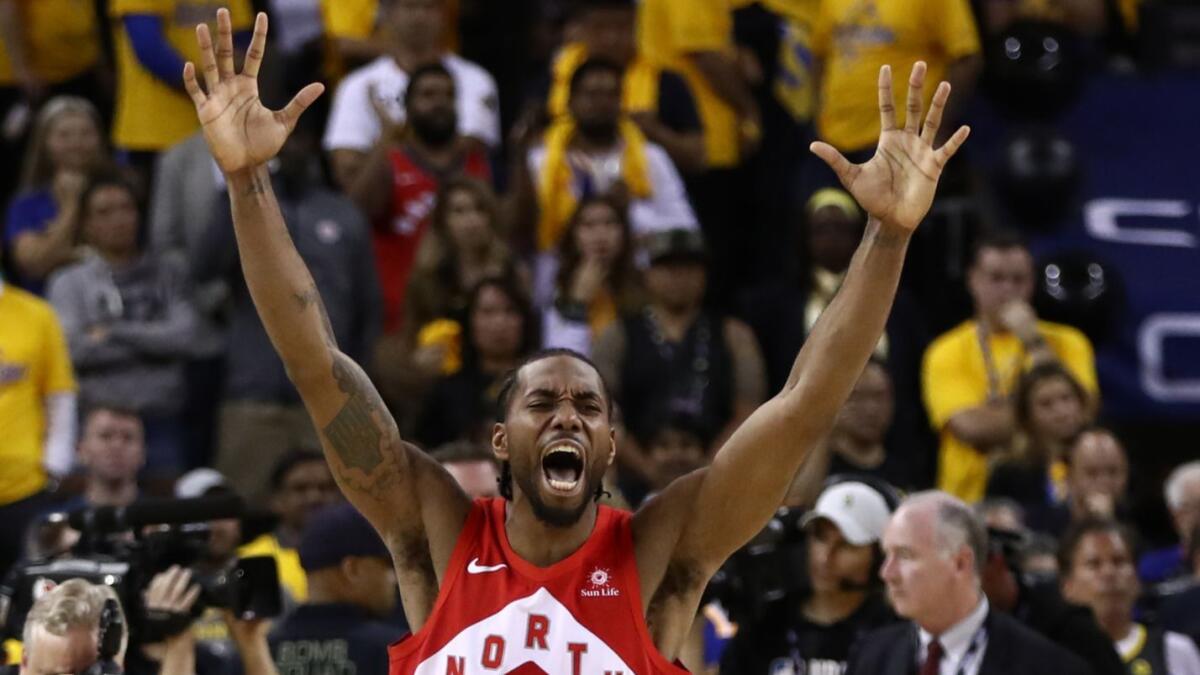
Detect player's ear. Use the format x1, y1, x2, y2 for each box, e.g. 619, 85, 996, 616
492, 422, 509, 461
605, 427, 616, 467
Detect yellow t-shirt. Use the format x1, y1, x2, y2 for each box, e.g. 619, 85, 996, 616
110, 0, 252, 151
319, 0, 459, 73
0, 284, 76, 505
922, 319, 1097, 503
0, 0, 100, 85
811, 0, 981, 152
238, 533, 308, 603
770, 0, 822, 122
638, 0, 740, 168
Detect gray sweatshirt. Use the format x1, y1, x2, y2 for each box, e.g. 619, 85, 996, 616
46, 254, 200, 415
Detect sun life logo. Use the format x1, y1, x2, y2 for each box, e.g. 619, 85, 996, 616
581, 567, 619, 598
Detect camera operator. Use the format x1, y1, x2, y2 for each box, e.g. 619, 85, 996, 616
134, 566, 282, 675
720, 479, 899, 674
980, 526, 1125, 675
172, 469, 242, 675
19, 579, 127, 675
269, 503, 403, 675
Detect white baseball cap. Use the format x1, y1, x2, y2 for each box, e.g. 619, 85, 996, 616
801, 481, 892, 546
174, 468, 230, 499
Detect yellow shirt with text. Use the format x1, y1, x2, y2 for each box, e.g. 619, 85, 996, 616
638, 0, 740, 168
811, 0, 980, 152
110, 0, 252, 151
923, 319, 1097, 502
0, 284, 76, 505
0, 0, 100, 85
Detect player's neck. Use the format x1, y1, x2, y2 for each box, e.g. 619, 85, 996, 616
504, 499, 599, 568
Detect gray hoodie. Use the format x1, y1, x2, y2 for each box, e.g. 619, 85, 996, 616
46, 253, 200, 415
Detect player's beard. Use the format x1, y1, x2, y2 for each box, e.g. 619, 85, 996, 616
513, 462, 604, 528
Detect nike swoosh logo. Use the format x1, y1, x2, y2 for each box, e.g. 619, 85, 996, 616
467, 558, 507, 574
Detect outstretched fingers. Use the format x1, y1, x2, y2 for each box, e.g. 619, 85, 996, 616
183, 62, 206, 108
242, 12, 268, 79
903, 61, 927, 134
810, 141, 857, 187
935, 125, 971, 166
215, 8, 235, 81
921, 81, 951, 144
877, 65, 896, 131
277, 82, 326, 131
195, 23, 219, 92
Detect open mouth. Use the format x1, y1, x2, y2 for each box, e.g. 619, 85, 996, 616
541, 443, 585, 495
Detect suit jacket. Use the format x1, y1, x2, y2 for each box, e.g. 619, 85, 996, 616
845, 609, 1094, 675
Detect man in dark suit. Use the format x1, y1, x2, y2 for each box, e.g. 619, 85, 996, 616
846, 491, 1092, 675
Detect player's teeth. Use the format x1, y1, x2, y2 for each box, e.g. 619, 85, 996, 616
549, 478, 578, 491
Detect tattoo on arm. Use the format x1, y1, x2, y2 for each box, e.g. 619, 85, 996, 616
292, 285, 337, 346
242, 172, 269, 196
322, 353, 399, 498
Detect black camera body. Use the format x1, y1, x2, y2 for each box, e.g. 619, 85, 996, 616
0, 497, 281, 647
704, 507, 810, 625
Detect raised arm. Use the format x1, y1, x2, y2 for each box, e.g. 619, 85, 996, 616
183, 11, 471, 620
644, 62, 970, 573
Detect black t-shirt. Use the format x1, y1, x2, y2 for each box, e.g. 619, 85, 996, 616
720, 592, 898, 674
269, 603, 402, 675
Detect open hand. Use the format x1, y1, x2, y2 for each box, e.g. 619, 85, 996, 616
810, 62, 970, 233
183, 10, 324, 174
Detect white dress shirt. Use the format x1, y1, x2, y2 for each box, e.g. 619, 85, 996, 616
918, 596, 990, 675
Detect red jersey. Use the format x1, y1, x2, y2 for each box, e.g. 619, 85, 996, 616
376, 147, 490, 333
388, 498, 690, 675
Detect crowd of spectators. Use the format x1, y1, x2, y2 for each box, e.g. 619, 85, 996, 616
0, 0, 1196, 673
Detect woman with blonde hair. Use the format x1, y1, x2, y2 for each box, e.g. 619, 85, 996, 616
3, 96, 108, 293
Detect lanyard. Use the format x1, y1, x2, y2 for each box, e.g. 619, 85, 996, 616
948, 626, 988, 675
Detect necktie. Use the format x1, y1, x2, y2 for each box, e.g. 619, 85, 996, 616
920, 639, 944, 675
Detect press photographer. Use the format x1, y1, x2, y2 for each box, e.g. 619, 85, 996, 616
18, 579, 126, 675
1, 493, 282, 674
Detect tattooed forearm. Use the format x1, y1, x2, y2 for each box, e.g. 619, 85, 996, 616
292, 285, 337, 346
322, 352, 400, 497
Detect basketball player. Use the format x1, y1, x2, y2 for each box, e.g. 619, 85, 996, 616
182, 10, 969, 673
